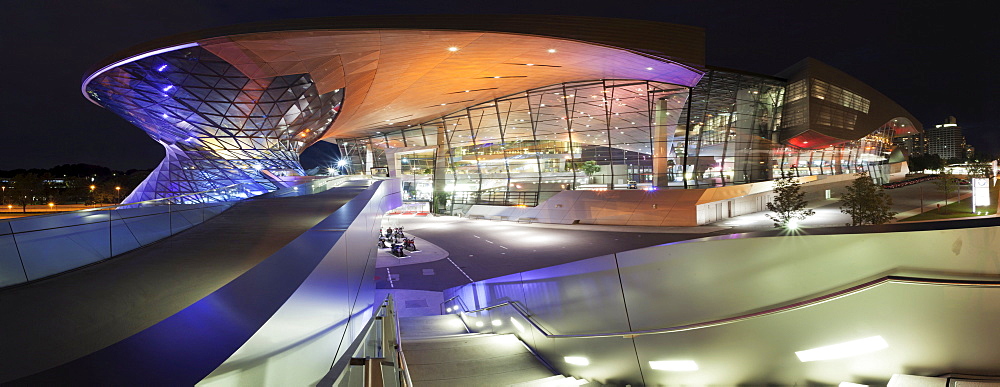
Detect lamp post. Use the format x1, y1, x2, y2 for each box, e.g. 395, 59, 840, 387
115, 186, 121, 203
90, 185, 96, 207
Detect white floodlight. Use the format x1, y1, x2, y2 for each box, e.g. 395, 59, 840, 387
795, 336, 888, 362
649, 360, 698, 371
564, 356, 590, 366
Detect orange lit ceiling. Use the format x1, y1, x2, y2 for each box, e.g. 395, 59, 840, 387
188, 30, 703, 140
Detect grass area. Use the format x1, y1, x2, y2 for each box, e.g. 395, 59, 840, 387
900, 181, 998, 222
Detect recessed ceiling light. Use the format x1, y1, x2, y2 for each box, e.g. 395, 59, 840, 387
795, 336, 888, 362
448, 46, 459, 52
547, 49, 557, 53
649, 360, 698, 371
646, 67, 654, 70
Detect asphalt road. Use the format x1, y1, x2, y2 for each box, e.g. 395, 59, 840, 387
378, 180, 980, 291
375, 218, 711, 291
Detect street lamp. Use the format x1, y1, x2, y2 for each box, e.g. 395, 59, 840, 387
115, 186, 121, 202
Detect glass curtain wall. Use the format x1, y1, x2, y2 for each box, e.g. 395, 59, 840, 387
771, 123, 897, 183
674, 69, 786, 188
339, 80, 691, 213
336, 74, 899, 213
86, 46, 344, 202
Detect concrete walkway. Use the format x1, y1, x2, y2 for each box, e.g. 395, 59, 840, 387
893, 192, 974, 220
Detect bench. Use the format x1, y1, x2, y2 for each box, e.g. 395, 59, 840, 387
466, 214, 485, 220
488, 215, 509, 221
517, 217, 537, 224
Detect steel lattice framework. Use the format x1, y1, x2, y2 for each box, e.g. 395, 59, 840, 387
86, 46, 343, 202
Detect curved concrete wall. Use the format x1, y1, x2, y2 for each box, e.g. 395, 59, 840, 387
445, 219, 1000, 385
9, 180, 401, 386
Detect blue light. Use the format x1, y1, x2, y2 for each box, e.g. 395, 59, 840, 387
162, 85, 175, 92
157, 64, 168, 72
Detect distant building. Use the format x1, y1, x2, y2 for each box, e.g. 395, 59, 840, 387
925, 116, 967, 160
893, 131, 927, 156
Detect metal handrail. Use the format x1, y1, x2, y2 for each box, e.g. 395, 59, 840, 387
391, 297, 415, 387
320, 294, 413, 387
443, 274, 1000, 339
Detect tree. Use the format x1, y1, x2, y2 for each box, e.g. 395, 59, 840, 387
9, 174, 44, 212
935, 172, 960, 205
765, 173, 815, 229
840, 173, 897, 226
431, 191, 450, 214
968, 162, 994, 179
571, 160, 601, 183
907, 154, 945, 172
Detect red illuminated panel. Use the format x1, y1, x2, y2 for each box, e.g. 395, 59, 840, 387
785, 130, 848, 149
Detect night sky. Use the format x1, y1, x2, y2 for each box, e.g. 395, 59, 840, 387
3, 0, 996, 170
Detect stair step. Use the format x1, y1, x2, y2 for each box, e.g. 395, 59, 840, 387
405, 333, 552, 386
509, 375, 567, 386
404, 334, 533, 364
399, 314, 467, 338
410, 367, 556, 387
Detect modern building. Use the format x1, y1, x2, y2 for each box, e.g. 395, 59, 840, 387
3, 15, 988, 387
83, 15, 920, 213
925, 116, 967, 160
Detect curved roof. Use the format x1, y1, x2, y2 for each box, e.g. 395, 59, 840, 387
82, 15, 706, 140
777, 58, 922, 149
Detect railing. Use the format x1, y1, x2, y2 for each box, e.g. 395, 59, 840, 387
262, 175, 354, 198
319, 294, 413, 387
0, 176, 362, 289
0, 183, 262, 289
441, 273, 1000, 338
451, 191, 540, 207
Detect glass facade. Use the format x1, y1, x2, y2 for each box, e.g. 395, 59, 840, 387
339, 70, 900, 214
86, 46, 344, 202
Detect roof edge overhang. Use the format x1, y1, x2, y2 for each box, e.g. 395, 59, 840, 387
83, 14, 706, 83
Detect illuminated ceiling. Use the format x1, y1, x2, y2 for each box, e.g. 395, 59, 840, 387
85, 28, 704, 142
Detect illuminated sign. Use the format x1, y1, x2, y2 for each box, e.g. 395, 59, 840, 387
972, 178, 991, 208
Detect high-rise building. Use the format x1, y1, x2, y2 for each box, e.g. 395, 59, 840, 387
892, 131, 927, 156
925, 116, 967, 160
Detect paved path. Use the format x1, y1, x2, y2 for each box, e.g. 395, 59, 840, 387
0, 181, 371, 383
375, 216, 717, 291
376, 236, 449, 268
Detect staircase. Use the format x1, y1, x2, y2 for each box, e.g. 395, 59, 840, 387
399, 314, 596, 386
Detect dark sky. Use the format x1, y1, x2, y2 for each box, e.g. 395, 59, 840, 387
2, 0, 996, 170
